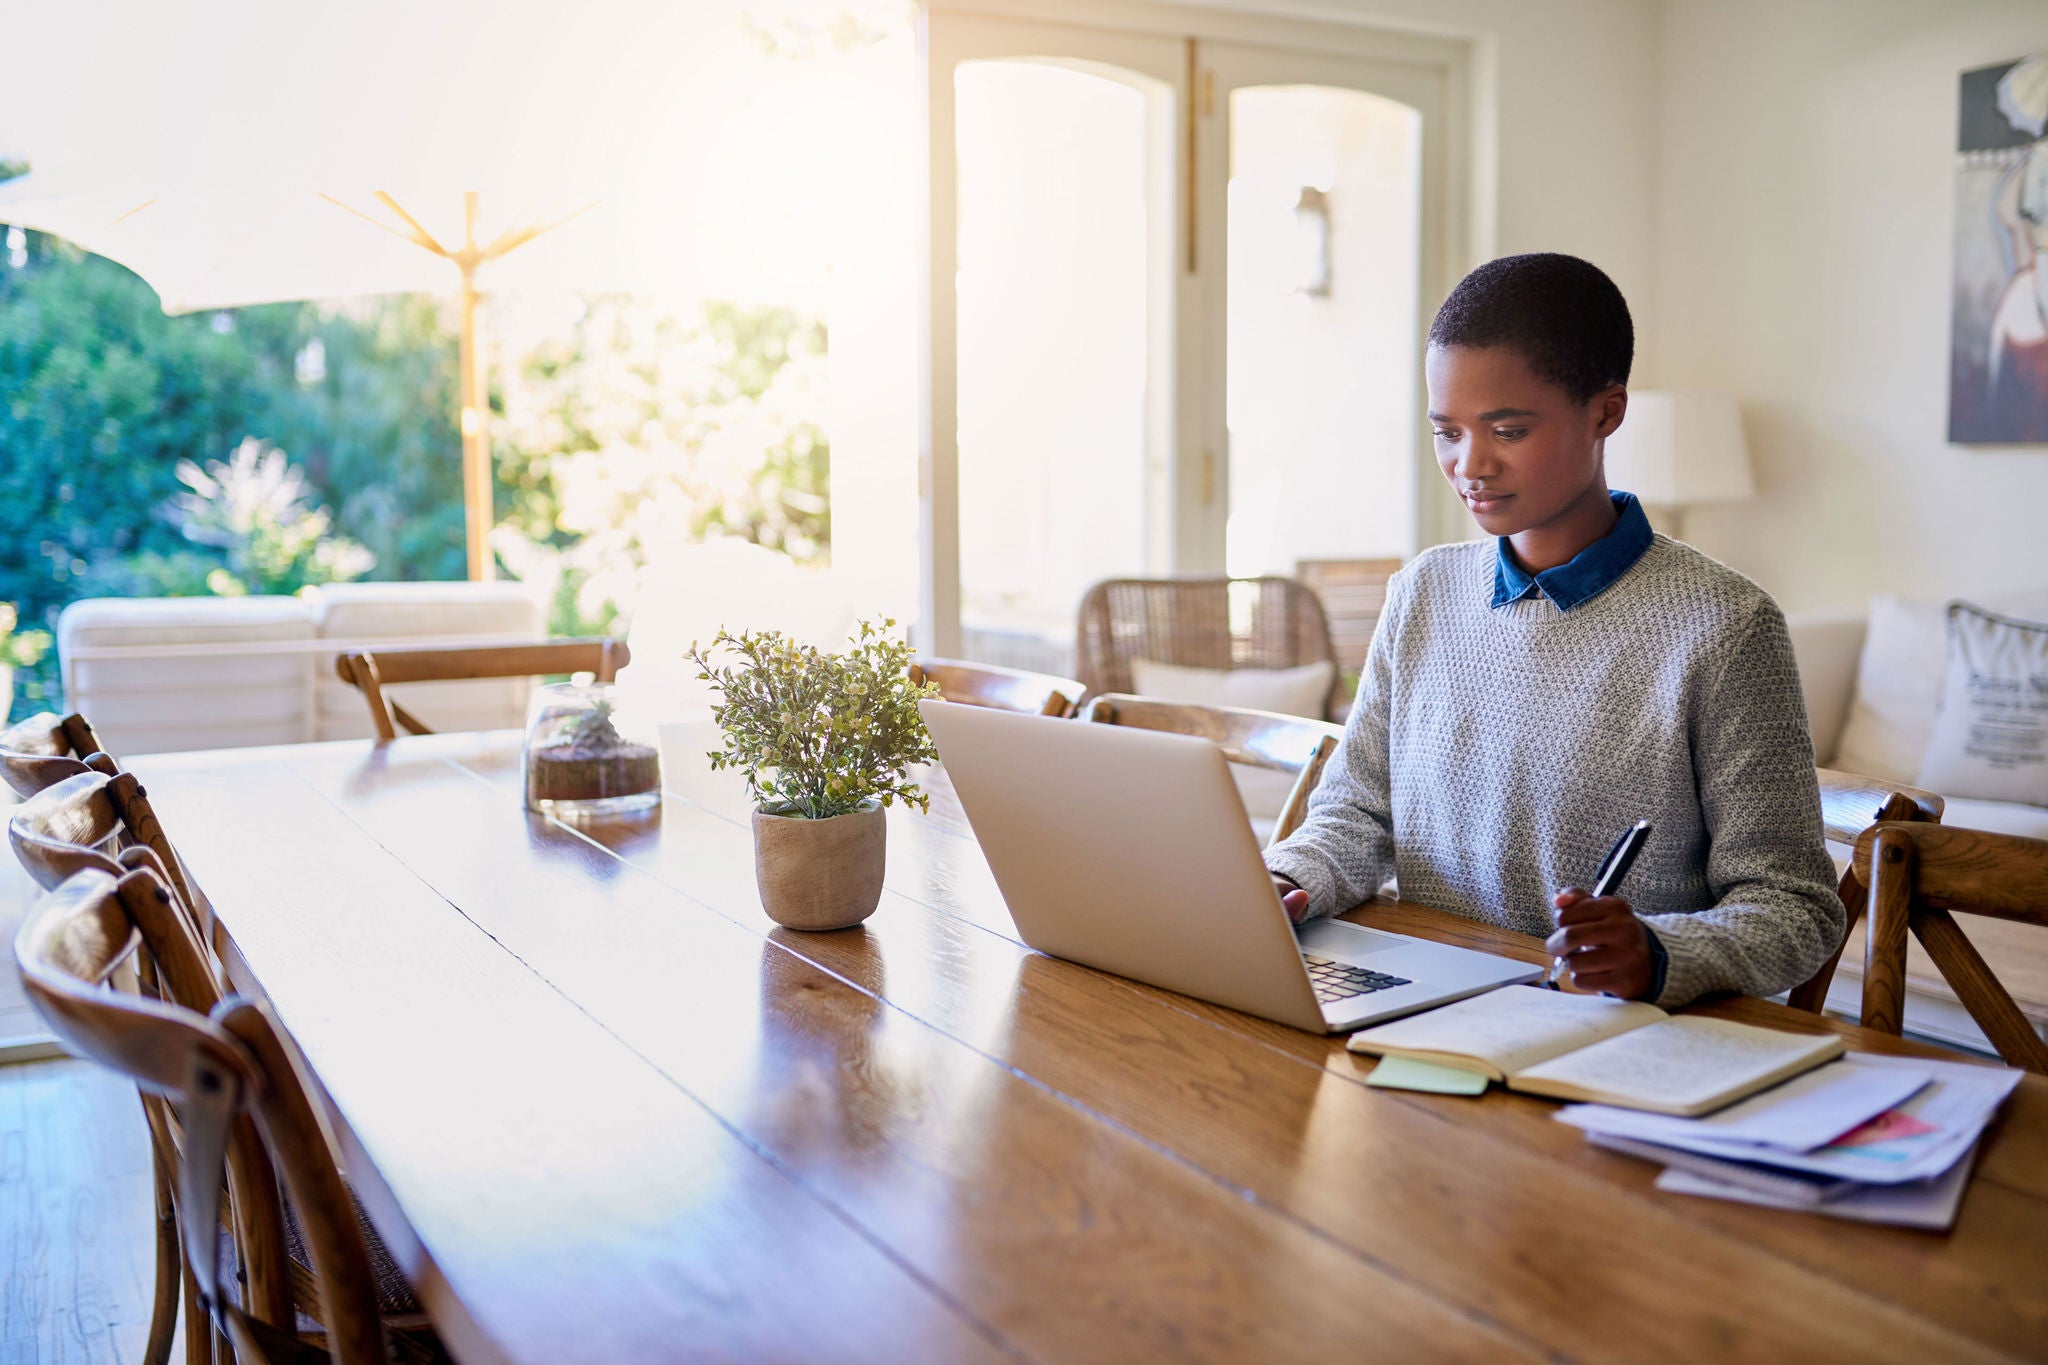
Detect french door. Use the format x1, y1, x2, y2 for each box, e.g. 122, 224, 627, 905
922, 6, 1465, 664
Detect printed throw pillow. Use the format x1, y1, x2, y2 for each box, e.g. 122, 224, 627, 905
1914, 603, 2048, 807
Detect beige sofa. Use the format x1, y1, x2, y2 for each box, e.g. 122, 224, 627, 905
1788, 594, 2048, 1053
58, 583, 546, 756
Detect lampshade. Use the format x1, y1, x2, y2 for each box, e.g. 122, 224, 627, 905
1601, 391, 1755, 507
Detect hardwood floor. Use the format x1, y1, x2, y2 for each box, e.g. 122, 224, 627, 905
0, 1059, 172, 1364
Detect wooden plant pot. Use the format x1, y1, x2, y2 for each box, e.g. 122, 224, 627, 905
751, 801, 886, 931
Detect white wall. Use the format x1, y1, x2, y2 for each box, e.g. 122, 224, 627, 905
1655, 0, 2048, 614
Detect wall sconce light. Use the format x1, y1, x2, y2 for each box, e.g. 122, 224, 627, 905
1292, 186, 1330, 298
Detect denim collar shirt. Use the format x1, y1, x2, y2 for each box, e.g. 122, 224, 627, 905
1491, 491, 1655, 612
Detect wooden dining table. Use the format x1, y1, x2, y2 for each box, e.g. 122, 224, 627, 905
127, 725, 2048, 1364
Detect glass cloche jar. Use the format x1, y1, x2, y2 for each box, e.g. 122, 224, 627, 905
522, 681, 661, 817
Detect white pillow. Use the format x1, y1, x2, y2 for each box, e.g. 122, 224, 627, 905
1915, 603, 2048, 806
1129, 658, 1335, 720
1832, 596, 1949, 782
1834, 591, 2048, 783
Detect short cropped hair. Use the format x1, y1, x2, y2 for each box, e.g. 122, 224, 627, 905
1427, 253, 1633, 404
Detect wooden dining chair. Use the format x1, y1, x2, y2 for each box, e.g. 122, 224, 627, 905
333, 637, 630, 741
1785, 768, 1946, 1014
11, 766, 209, 946
1853, 821, 2048, 1073
1293, 558, 1402, 682
0, 709, 111, 798
15, 864, 418, 1363
1084, 694, 1342, 847
909, 657, 1085, 718
11, 769, 241, 1364
7, 773, 444, 1358
1074, 577, 1341, 719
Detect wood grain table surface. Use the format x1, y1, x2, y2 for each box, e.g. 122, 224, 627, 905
125, 725, 2048, 1365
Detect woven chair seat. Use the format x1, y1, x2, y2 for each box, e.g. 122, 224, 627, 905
219, 1186, 445, 1360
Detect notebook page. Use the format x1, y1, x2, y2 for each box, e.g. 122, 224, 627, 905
1347, 987, 1665, 1078
1512, 1016, 1842, 1114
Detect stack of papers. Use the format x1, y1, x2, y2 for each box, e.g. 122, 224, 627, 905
1555, 1053, 2022, 1229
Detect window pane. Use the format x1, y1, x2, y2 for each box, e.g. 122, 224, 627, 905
1226, 85, 1421, 578
954, 60, 1155, 673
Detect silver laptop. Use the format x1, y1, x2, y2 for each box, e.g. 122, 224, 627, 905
919, 700, 1542, 1033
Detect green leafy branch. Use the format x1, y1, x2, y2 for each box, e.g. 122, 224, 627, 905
685, 619, 939, 820
0, 602, 50, 669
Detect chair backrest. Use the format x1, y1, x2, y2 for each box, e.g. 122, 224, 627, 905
1854, 821, 2048, 1073
0, 710, 110, 798
15, 866, 387, 1363
8, 767, 123, 890
335, 637, 631, 740
910, 658, 1085, 718
1785, 768, 1947, 1014
1075, 577, 1339, 718
1294, 558, 1402, 681
9, 767, 207, 944
1085, 693, 1341, 847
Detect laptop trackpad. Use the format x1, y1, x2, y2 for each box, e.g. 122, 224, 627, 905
1296, 918, 1409, 962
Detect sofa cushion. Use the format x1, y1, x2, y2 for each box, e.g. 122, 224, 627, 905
1939, 795, 2048, 841
58, 596, 318, 755
1784, 613, 1866, 765
1834, 591, 2048, 784
1915, 603, 2048, 806
1833, 597, 1948, 783
301, 581, 543, 639
303, 583, 547, 741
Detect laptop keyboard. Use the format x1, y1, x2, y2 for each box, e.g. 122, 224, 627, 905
1303, 954, 1412, 1004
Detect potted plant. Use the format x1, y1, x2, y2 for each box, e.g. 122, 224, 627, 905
686, 619, 939, 931
0, 602, 53, 721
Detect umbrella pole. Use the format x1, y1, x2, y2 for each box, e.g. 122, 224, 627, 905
458, 197, 493, 581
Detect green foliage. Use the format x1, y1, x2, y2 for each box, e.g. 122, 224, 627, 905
165, 438, 374, 595
0, 602, 51, 669
493, 295, 831, 635
0, 229, 461, 716
687, 619, 938, 820
0, 217, 833, 719
559, 698, 627, 756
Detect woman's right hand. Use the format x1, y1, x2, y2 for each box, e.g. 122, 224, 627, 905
1270, 873, 1311, 924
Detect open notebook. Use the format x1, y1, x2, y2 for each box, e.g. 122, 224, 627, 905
1346, 987, 1844, 1116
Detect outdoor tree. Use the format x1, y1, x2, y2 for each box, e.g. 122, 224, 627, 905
0, 218, 835, 718
493, 295, 832, 635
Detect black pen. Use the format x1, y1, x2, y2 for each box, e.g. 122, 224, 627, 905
1546, 819, 1653, 989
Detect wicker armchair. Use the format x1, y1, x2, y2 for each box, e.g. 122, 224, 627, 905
1074, 577, 1340, 719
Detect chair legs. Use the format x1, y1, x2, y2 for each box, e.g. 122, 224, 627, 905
145, 1138, 182, 1365
1786, 865, 1864, 1014
183, 1266, 211, 1365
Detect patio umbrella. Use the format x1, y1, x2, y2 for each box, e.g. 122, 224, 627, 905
0, 0, 885, 578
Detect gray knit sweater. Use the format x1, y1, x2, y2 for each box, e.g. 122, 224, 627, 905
1264, 536, 1841, 1008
